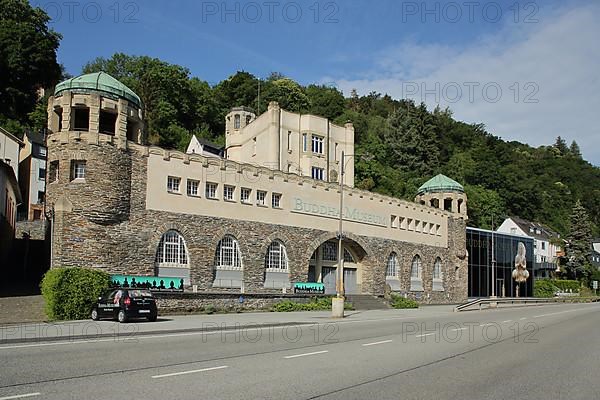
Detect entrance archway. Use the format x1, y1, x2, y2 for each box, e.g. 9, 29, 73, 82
307, 238, 367, 295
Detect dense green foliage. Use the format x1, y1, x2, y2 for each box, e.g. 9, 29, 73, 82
41, 267, 111, 320
78, 55, 600, 237
564, 201, 594, 281
534, 279, 581, 297
272, 297, 352, 312
389, 294, 419, 309
0, 0, 62, 132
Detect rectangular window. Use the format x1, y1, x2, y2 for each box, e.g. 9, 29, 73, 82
407, 218, 414, 231
399, 217, 406, 230
234, 114, 241, 129
256, 190, 266, 206
99, 110, 117, 135
271, 193, 281, 208
70, 160, 86, 180
252, 137, 257, 156
187, 179, 199, 197
73, 108, 90, 131
311, 167, 324, 181
415, 220, 421, 233
39, 168, 46, 181
334, 143, 338, 161
48, 161, 58, 182
541, 242, 546, 250
37, 191, 45, 204
167, 176, 181, 193
287, 131, 292, 151
223, 185, 235, 201
311, 135, 324, 154
302, 133, 307, 152
390, 215, 398, 229
241, 188, 251, 204
205, 182, 218, 199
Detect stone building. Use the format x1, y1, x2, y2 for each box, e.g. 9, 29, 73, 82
45, 72, 469, 304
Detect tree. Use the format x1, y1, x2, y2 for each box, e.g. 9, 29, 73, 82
464, 185, 505, 229
384, 102, 439, 176
304, 84, 345, 120
0, 0, 61, 129
553, 136, 569, 156
261, 77, 310, 113
569, 140, 582, 158
565, 200, 593, 282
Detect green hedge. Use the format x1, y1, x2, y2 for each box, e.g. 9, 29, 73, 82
41, 267, 111, 320
272, 297, 353, 312
534, 279, 580, 298
390, 294, 419, 309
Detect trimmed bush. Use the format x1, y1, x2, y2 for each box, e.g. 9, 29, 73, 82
390, 294, 419, 309
41, 267, 111, 320
533, 280, 557, 298
272, 297, 353, 312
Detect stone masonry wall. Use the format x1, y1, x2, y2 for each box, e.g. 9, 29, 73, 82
46, 140, 468, 305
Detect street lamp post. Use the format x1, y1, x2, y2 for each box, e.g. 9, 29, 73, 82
332, 151, 348, 318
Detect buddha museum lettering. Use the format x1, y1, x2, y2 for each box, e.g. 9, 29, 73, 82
292, 197, 387, 227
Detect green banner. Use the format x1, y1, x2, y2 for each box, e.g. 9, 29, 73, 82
111, 275, 184, 291
294, 282, 325, 294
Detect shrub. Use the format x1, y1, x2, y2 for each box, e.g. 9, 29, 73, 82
534, 280, 558, 298
272, 297, 353, 312
553, 280, 580, 292
41, 267, 111, 320
390, 294, 419, 309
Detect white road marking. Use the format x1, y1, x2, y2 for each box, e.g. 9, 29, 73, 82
151, 365, 228, 379
362, 339, 393, 346
479, 323, 493, 327
284, 350, 329, 359
0, 393, 41, 400
520, 317, 527, 320
502, 320, 512, 323
451, 327, 467, 332
415, 333, 436, 338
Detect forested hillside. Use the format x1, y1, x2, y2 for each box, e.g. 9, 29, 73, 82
4, 47, 599, 236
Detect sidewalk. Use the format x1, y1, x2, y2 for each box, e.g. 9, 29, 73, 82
0, 295, 46, 325
0, 305, 456, 344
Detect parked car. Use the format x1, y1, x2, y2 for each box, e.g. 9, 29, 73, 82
91, 288, 158, 323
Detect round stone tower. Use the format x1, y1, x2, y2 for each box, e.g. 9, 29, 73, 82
415, 174, 468, 218
45, 72, 144, 266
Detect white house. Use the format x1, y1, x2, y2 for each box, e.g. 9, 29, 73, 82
497, 217, 560, 278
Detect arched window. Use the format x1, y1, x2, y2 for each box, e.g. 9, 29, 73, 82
155, 230, 188, 265
234, 114, 241, 129
433, 258, 442, 280
410, 255, 423, 291
386, 253, 398, 278
343, 248, 355, 263
265, 241, 288, 271
433, 257, 444, 291
215, 235, 242, 269
155, 230, 190, 284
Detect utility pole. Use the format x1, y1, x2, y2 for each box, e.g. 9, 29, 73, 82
332, 151, 346, 318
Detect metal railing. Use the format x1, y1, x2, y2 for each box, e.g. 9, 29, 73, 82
455, 296, 600, 312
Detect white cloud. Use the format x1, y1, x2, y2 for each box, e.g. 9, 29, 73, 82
330, 3, 600, 165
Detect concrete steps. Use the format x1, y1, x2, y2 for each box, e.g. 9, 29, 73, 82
346, 294, 390, 310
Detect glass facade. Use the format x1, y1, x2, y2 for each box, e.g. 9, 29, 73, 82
467, 228, 534, 297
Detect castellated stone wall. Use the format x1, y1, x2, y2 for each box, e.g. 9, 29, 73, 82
46, 139, 468, 305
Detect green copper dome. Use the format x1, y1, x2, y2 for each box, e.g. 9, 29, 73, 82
417, 174, 464, 195
54, 72, 141, 108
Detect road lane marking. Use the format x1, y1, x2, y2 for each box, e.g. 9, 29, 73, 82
520, 317, 527, 320
451, 327, 467, 332
0, 393, 41, 400
479, 323, 493, 327
151, 365, 228, 379
502, 320, 512, 323
284, 350, 329, 359
415, 333, 436, 338
362, 340, 393, 347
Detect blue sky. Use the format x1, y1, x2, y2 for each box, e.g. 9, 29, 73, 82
35, 0, 600, 164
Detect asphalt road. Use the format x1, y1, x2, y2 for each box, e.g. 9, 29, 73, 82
0, 303, 599, 400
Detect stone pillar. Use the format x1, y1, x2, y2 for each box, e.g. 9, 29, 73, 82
116, 99, 128, 150
452, 197, 458, 214
88, 94, 100, 145
60, 92, 72, 133
438, 194, 444, 211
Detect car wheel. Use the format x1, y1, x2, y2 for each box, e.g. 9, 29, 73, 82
117, 310, 127, 323
91, 309, 99, 321
147, 314, 157, 322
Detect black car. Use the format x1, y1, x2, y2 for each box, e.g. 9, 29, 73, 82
91, 288, 158, 323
